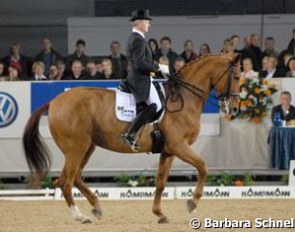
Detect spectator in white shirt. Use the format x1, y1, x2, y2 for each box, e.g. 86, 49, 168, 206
240, 58, 258, 80
29, 61, 47, 81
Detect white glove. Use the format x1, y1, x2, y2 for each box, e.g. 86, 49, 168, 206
158, 64, 170, 74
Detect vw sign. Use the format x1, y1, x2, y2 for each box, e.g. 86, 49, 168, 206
0, 92, 18, 128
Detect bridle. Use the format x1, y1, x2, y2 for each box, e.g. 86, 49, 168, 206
164, 64, 239, 114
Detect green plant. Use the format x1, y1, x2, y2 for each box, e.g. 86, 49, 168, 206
281, 175, 289, 185
25, 174, 53, 188
0, 178, 4, 190
114, 173, 155, 187
206, 175, 219, 186
243, 173, 254, 186
217, 172, 234, 186
114, 173, 130, 187
41, 175, 53, 188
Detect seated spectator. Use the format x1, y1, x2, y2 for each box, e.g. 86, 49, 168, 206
0, 62, 6, 78
86, 61, 104, 80
56, 60, 66, 80
286, 57, 295, 77
8, 66, 19, 81
108, 41, 128, 79
65, 39, 90, 74
48, 64, 59, 80
271, 91, 295, 125
230, 34, 242, 53
180, 39, 197, 63
260, 56, 285, 78
154, 36, 178, 72
242, 36, 251, 49
35, 38, 62, 76
284, 53, 294, 68
3, 43, 29, 77
65, 60, 87, 80
198, 43, 211, 57
262, 56, 269, 71
158, 56, 169, 66
286, 28, 295, 56
221, 38, 234, 54
29, 61, 48, 81
262, 37, 279, 58
174, 57, 185, 73
148, 38, 159, 57
241, 33, 263, 71
240, 58, 258, 79
278, 50, 291, 70
101, 58, 116, 79
96, 62, 104, 74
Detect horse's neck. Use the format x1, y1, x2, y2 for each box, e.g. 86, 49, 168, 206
175, 66, 213, 123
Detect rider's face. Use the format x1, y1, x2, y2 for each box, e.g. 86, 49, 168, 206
137, 20, 150, 33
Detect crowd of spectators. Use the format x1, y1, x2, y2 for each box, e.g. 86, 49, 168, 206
1, 28, 295, 82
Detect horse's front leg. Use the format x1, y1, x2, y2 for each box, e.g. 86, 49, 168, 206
152, 152, 174, 223
166, 144, 208, 213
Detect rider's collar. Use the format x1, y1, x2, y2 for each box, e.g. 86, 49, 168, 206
132, 28, 145, 39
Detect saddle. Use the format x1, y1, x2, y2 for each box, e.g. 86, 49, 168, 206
117, 80, 165, 122
117, 80, 165, 153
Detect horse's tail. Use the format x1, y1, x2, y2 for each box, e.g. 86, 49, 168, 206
22, 103, 51, 179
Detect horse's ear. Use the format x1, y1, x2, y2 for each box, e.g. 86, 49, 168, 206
231, 53, 241, 65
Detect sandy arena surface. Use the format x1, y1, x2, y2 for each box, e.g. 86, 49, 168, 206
0, 199, 295, 232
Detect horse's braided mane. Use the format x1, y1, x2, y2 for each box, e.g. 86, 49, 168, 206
177, 52, 226, 74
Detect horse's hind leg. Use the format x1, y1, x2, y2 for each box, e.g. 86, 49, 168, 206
166, 144, 208, 213
152, 152, 174, 224
62, 146, 93, 223
74, 144, 103, 220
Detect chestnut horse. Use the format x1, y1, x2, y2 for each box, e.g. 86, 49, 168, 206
23, 53, 240, 224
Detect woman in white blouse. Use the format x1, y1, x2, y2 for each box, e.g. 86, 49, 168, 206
240, 58, 258, 80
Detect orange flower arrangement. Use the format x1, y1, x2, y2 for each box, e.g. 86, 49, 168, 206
236, 77, 277, 123
264, 89, 271, 96
252, 117, 262, 124
254, 88, 260, 94
245, 100, 252, 106
239, 79, 246, 86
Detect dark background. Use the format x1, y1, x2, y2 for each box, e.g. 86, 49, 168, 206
95, 0, 295, 16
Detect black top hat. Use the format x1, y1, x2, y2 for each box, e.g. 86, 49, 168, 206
129, 9, 152, 21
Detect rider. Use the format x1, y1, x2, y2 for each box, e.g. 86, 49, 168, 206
121, 9, 168, 150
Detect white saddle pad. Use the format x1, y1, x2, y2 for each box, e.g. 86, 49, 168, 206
115, 90, 137, 122
115, 83, 166, 122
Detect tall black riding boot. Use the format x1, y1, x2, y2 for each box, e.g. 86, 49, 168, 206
121, 103, 157, 151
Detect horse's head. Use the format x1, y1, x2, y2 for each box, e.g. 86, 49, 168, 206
210, 53, 241, 117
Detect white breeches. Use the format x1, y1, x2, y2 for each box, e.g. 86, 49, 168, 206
146, 81, 162, 112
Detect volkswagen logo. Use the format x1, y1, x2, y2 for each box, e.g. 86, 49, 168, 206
0, 92, 18, 128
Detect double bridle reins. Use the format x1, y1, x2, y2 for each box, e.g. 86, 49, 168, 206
163, 64, 239, 114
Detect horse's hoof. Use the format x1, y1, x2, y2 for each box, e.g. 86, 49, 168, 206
158, 216, 169, 224
82, 217, 92, 224
186, 199, 197, 213
91, 208, 103, 219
